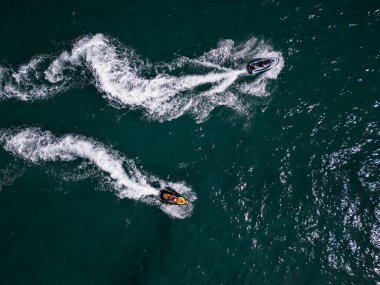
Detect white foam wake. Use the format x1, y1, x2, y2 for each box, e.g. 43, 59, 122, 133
0, 128, 195, 218
0, 34, 284, 122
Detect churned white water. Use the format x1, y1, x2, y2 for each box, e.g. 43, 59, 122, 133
0, 128, 195, 219
0, 34, 284, 122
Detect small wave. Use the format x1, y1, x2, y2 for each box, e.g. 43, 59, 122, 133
0, 128, 195, 218
0, 34, 284, 122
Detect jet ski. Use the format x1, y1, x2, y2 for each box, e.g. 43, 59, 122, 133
160, 188, 189, 205
246, 57, 279, 74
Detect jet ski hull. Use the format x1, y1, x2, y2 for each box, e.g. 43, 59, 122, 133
160, 188, 189, 205
246, 57, 279, 74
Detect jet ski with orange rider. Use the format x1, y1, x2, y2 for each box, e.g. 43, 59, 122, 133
160, 187, 189, 205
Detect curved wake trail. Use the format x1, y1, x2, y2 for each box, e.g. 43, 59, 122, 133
0, 34, 284, 122
0, 128, 195, 219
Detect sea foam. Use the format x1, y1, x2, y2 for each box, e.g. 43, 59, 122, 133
0, 34, 284, 122
0, 128, 195, 218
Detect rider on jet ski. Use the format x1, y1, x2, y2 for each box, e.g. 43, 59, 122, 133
252, 58, 271, 70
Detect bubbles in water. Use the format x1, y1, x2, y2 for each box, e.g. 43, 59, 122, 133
0, 128, 195, 218
0, 34, 284, 122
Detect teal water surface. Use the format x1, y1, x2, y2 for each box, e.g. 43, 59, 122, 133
0, 0, 379, 284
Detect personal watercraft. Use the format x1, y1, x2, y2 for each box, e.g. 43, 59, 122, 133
160, 188, 189, 205
246, 57, 279, 74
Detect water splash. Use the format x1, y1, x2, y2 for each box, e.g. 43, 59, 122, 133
0, 128, 195, 218
0, 34, 284, 122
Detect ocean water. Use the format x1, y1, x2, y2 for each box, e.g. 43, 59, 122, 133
0, 0, 379, 284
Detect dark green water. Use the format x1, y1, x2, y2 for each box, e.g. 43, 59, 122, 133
1, 0, 379, 284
